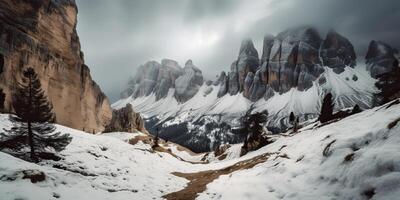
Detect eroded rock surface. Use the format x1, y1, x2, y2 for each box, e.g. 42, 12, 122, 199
365, 40, 399, 78
0, 0, 112, 132
104, 104, 147, 133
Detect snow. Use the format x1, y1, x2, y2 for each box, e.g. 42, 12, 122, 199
197, 101, 400, 200
1, 100, 400, 199
113, 64, 376, 133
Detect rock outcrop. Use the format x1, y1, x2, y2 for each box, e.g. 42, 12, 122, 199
365, 40, 399, 78
104, 104, 147, 133
0, 0, 112, 132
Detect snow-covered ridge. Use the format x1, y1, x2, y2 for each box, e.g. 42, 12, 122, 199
1, 100, 400, 199
113, 64, 376, 152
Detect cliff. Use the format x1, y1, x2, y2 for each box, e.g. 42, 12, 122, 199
0, 0, 112, 132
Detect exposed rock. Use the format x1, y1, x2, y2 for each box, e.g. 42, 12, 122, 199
174, 60, 203, 102
228, 61, 240, 95
203, 86, 213, 97
123, 59, 183, 100
365, 40, 398, 78
104, 104, 147, 133
0, 0, 112, 132
243, 72, 254, 97
264, 86, 275, 101
217, 71, 229, 97
267, 27, 324, 93
248, 70, 267, 101
236, 39, 260, 91
321, 30, 356, 73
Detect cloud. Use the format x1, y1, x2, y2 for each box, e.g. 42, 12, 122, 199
76, 0, 400, 102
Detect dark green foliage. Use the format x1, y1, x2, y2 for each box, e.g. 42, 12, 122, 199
0, 67, 71, 162
375, 60, 400, 105
239, 110, 272, 155
319, 93, 334, 123
0, 88, 5, 111
289, 112, 295, 124
351, 104, 362, 114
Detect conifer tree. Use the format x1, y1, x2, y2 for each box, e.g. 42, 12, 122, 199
0, 67, 71, 162
319, 93, 334, 123
375, 60, 400, 105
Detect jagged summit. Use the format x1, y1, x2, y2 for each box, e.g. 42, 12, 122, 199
115, 27, 397, 152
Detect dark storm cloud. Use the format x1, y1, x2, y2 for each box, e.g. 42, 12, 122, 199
76, 0, 400, 102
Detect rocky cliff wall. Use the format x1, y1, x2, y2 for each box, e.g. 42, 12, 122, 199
0, 0, 112, 132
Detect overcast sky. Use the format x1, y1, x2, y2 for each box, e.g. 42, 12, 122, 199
76, 0, 400, 102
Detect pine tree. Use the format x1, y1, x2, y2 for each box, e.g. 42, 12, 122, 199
319, 93, 334, 123
152, 128, 159, 149
375, 60, 400, 105
0, 67, 72, 162
289, 112, 295, 124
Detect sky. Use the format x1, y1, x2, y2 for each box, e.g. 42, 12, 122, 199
76, 0, 400, 102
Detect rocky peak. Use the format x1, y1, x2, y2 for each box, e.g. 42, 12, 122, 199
174, 60, 203, 102
365, 40, 398, 78
321, 30, 356, 73
0, 0, 112, 132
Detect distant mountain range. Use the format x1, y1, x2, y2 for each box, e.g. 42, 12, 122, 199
114, 26, 399, 152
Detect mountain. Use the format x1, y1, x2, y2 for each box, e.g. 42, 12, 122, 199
1, 100, 400, 199
115, 27, 398, 152
0, 0, 112, 132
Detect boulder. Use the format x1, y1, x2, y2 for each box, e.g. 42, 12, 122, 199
365, 40, 398, 78
321, 30, 356, 73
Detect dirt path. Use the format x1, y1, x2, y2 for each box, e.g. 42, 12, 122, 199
163, 152, 275, 200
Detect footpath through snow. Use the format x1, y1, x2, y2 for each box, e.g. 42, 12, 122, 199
1, 100, 400, 200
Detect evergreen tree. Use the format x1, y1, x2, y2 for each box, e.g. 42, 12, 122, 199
289, 112, 295, 124
0, 88, 5, 111
0, 67, 71, 162
375, 59, 400, 105
319, 93, 334, 123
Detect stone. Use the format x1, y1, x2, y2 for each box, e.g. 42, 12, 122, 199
0, 0, 112, 132
104, 104, 147, 133
365, 40, 398, 78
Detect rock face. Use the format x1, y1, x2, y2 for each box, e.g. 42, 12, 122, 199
220, 27, 357, 101
0, 0, 112, 132
122, 59, 203, 103
236, 39, 260, 92
104, 104, 146, 133
365, 40, 399, 78
321, 30, 356, 73
122, 59, 183, 100
174, 60, 203, 102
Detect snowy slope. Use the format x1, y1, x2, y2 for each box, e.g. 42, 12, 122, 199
1, 100, 400, 200
112, 65, 376, 152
